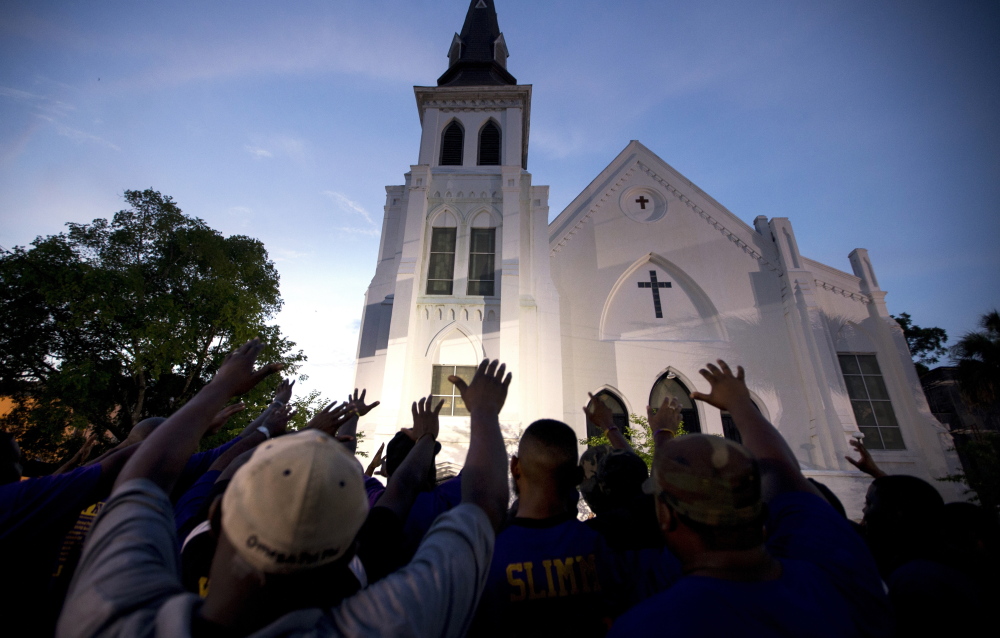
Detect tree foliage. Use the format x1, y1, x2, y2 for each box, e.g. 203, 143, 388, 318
0, 189, 305, 461
581, 413, 687, 470
892, 312, 948, 377
951, 309, 1000, 408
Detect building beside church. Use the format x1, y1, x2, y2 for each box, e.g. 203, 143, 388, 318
353, 0, 964, 516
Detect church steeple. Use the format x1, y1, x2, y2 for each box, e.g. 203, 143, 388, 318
437, 0, 517, 87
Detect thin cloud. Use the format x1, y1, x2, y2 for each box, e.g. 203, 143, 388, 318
36, 114, 120, 151
323, 191, 375, 226
337, 226, 380, 237
244, 145, 273, 159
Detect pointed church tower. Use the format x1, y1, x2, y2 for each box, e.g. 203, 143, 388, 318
354, 0, 563, 464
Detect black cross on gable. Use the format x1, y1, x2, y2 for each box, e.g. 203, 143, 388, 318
635, 196, 650, 210
638, 270, 672, 319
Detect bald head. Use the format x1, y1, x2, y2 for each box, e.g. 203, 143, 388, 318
516, 420, 580, 491
127, 417, 166, 444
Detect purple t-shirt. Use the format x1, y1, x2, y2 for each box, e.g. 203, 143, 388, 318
609, 491, 894, 638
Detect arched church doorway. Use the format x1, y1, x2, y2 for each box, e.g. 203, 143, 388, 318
649, 373, 702, 434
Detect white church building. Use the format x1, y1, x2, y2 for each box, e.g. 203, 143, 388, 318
353, 0, 964, 516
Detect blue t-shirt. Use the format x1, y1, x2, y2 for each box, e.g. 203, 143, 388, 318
402, 475, 463, 555
172, 437, 239, 500
173, 468, 222, 533
0, 464, 104, 637
609, 491, 894, 638
471, 513, 620, 637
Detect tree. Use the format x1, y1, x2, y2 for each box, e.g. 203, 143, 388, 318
0, 189, 305, 461
892, 312, 948, 377
951, 309, 1000, 409
940, 309, 1000, 513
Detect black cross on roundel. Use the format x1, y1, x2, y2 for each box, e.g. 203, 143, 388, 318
638, 270, 672, 319
635, 195, 650, 210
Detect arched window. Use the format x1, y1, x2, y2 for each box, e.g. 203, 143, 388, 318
440, 121, 463, 166
478, 121, 501, 166
649, 373, 701, 433
588, 390, 629, 441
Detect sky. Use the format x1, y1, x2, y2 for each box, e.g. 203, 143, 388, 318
1, 0, 998, 401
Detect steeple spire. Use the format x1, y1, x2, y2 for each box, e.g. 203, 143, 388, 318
437, 0, 517, 87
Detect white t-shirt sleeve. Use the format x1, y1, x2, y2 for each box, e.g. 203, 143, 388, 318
329, 503, 495, 638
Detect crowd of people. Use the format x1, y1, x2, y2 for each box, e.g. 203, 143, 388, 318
2, 340, 997, 637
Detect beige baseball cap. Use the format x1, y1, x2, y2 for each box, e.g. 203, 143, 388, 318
222, 429, 369, 574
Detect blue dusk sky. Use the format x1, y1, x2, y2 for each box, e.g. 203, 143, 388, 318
1, 0, 998, 400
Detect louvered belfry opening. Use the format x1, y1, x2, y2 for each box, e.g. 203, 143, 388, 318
478, 121, 501, 165
440, 121, 464, 166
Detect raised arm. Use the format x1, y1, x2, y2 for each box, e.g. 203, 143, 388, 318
114, 339, 281, 493
450, 359, 511, 531
208, 404, 293, 474
375, 396, 441, 519
690, 360, 820, 499
845, 439, 887, 478
584, 393, 634, 452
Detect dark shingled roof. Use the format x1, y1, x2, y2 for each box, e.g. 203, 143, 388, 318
437, 0, 517, 87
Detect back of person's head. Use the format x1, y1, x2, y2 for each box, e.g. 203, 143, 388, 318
517, 419, 582, 497
221, 429, 369, 575
128, 417, 166, 443
0, 432, 22, 485
648, 433, 764, 551
384, 429, 441, 480
864, 475, 945, 572
580, 447, 648, 516
865, 475, 944, 530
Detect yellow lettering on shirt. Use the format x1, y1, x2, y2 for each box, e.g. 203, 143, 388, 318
524, 561, 547, 599
506, 563, 526, 602
553, 558, 577, 596
199, 577, 210, 598
542, 560, 557, 597
577, 554, 601, 593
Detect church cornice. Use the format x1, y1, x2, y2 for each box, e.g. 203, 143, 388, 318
813, 278, 873, 305
414, 85, 531, 121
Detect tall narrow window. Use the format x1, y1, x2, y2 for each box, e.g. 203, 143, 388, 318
440, 122, 463, 166
467, 228, 495, 296
588, 391, 629, 442
431, 365, 478, 416
838, 354, 905, 450
426, 228, 457, 295
478, 121, 501, 166
649, 374, 701, 433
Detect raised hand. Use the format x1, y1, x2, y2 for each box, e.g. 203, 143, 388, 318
690, 360, 753, 412
305, 401, 356, 438
211, 338, 284, 397
648, 396, 682, 440
406, 395, 443, 441
262, 403, 294, 438
583, 392, 615, 432
207, 402, 246, 435
845, 438, 886, 478
347, 388, 380, 417
449, 359, 511, 416
273, 378, 295, 406
366, 442, 386, 477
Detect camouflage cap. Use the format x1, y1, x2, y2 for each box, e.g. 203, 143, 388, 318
644, 433, 762, 527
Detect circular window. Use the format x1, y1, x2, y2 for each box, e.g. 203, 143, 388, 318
620, 187, 667, 223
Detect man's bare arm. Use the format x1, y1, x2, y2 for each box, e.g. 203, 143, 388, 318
450, 359, 511, 531
114, 339, 281, 493
690, 360, 820, 500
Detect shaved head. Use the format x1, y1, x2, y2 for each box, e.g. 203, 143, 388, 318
516, 420, 580, 492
